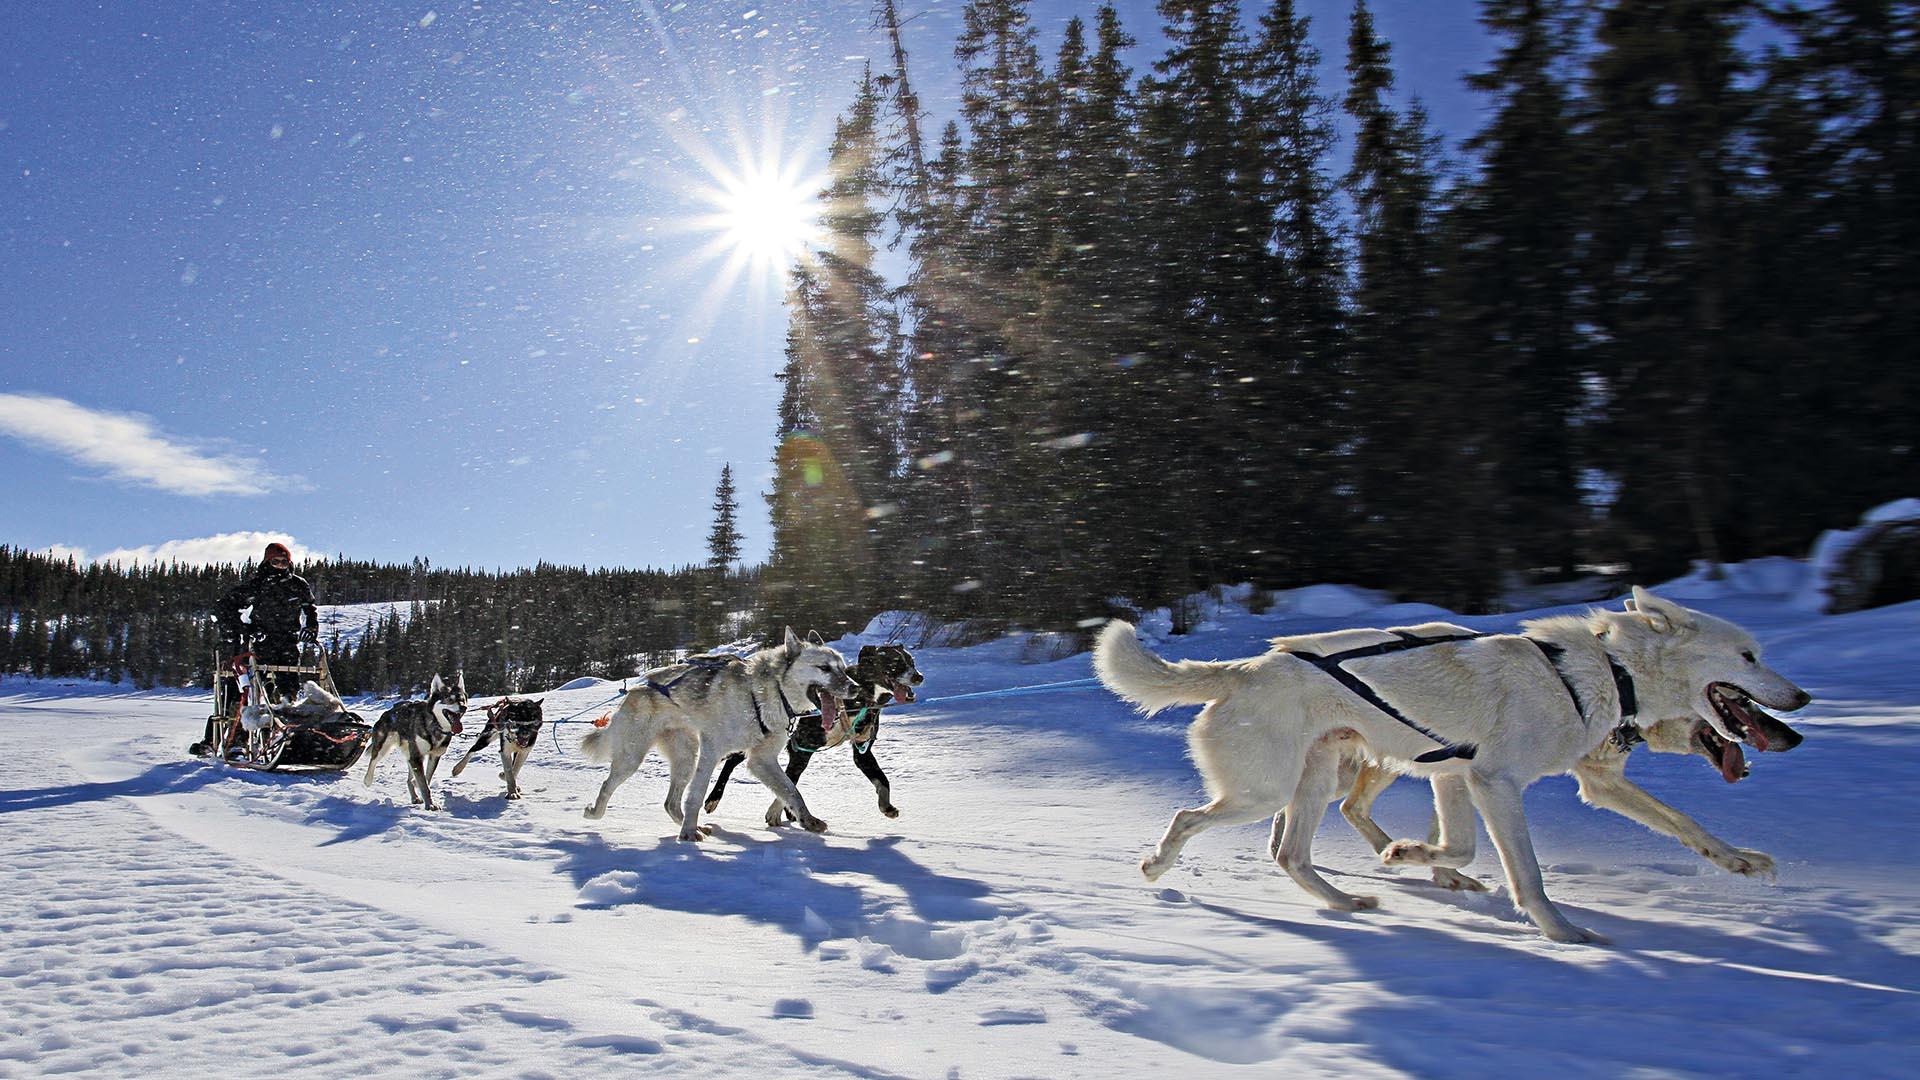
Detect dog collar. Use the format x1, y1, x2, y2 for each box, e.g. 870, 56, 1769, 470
1531, 639, 1641, 741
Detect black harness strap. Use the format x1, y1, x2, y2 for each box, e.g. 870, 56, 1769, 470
1528, 639, 1642, 752
1292, 631, 1486, 764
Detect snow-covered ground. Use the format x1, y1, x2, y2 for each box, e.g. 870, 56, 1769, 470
313, 601, 426, 650
3, 572, 1918, 1078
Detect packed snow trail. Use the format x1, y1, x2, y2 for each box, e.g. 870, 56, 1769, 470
4, 583, 1920, 1077
0, 694, 900, 1079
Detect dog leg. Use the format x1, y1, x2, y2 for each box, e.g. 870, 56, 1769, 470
1573, 759, 1774, 877
503, 742, 526, 800
406, 747, 429, 808
361, 730, 388, 788
1143, 795, 1281, 881
1382, 774, 1479, 870
704, 752, 746, 814
417, 749, 444, 812
658, 729, 696, 823
851, 744, 897, 818
762, 748, 813, 824
448, 729, 488, 778
677, 738, 725, 841
1276, 740, 1378, 911
1339, 760, 1398, 854
1467, 772, 1601, 944
583, 748, 644, 821
750, 746, 825, 833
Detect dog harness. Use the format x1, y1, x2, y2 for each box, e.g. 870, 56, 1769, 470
1528, 640, 1643, 752
1292, 631, 1487, 763
480, 697, 544, 747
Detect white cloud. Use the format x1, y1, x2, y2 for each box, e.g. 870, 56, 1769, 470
0, 392, 301, 497
47, 532, 316, 568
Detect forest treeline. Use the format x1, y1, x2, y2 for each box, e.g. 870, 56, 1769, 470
763, 0, 1918, 634
0, 545, 753, 695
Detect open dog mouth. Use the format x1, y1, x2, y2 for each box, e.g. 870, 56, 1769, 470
1700, 683, 1804, 782
807, 685, 841, 732
889, 679, 916, 704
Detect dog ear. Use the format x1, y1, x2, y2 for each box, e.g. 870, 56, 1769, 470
430, 674, 445, 696
1629, 585, 1692, 634
807, 629, 826, 646
783, 626, 804, 660
456, 670, 467, 695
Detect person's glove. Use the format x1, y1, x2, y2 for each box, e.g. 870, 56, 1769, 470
299, 626, 319, 645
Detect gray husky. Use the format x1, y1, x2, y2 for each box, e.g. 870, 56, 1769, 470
1095, 587, 1812, 943
362, 673, 469, 811
580, 628, 854, 840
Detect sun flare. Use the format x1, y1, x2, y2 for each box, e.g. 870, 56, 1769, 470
700, 160, 821, 272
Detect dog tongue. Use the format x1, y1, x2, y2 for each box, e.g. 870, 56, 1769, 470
1718, 738, 1746, 784
818, 692, 840, 732
891, 680, 915, 703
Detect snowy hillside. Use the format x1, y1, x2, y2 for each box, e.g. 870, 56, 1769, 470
2, 571, 1917, 1077
313, 601, 427, 650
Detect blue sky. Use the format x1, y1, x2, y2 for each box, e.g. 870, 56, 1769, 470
0, 1, 1491, 572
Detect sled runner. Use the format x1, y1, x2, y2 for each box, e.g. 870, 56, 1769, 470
199, 639, 371, 772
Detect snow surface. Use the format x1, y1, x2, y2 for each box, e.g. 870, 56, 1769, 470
313, 601, 426, 650
3, 574, 1919, 1077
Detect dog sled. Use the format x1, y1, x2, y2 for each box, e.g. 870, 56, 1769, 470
198, 639, 372, 772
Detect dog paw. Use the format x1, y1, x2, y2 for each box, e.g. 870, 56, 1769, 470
796, 815, 828, 833
1432, 868, 1488, 892
703, 798, 722, 813
881, 805, 900, 819
764, 812, 787, 829
1381, 840, 1433, 866
1325, 894, 1379, 912
1713, 848, 1776, 878
1541, 923, 1607, 946
1140, 856, 1169, 882
582, 805, 604, 820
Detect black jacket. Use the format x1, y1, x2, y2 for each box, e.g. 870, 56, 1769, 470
219, 566, 317, 642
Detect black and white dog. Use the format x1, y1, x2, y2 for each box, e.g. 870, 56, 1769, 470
449, 697, 544, 800
705, 643, 923, 821
362, 673, 469, 811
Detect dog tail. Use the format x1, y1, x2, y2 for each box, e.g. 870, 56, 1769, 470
578, 723, 612, 763
1094, 620, 1246, 715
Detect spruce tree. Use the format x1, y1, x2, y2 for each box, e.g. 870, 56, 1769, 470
1449, 0, 1590, 583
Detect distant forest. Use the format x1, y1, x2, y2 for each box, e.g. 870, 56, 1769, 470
763, 0, 1918, 635
0, 545, 755, 696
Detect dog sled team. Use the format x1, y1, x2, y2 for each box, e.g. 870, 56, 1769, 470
201, 575, 1814, 945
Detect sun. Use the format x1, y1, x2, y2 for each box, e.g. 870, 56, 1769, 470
698, 159, 821, 272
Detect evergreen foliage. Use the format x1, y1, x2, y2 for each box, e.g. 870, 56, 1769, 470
763, 0, 1915, 633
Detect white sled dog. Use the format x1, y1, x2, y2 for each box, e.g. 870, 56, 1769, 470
1094, 587, 1812, 943
580, 628, 855, 841
1265, 623, 1804, 893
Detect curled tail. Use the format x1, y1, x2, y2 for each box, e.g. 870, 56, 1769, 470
1093, 620, 1247, 715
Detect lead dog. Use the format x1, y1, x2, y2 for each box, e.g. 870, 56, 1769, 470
362, 673, 469, 811
580, 628, 854, 840
703, 643, 924, 822
1263, 624, 1801, 891
1094, 587, 1811, 943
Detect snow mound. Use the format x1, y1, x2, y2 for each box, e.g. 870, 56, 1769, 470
1660, 556, 1811, 601
1265, 584, 1394, 618
1794, 498, 1920, 612
551, 676, 616, 692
